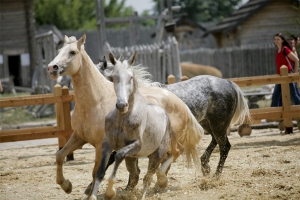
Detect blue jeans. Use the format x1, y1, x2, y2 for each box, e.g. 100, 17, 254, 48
271, 83, 300, 107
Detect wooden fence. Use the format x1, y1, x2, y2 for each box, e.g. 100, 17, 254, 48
104, 36, 182, 83
228, 66, 300, 132
0, 85, 74, 150
180, 43, 277, 78
0, 67, 299, 145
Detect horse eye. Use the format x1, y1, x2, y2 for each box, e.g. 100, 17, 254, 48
69, 51, 76, 55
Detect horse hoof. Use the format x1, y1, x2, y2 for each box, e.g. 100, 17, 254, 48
155, 177, 168, 190
84, 182, 92, 195
61, 179, 72, 194
201, 166, 211, 176
213, 173, 221, 180
105, 189, 116, 200
88, 195, 97, 200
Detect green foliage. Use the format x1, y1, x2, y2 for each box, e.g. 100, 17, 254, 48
152, 0, 242, 23
34, 0, 136, 30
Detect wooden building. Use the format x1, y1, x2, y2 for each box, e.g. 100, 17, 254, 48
0, 0, 37, 87
204, 0, 300, 48
173, 15, 216, 50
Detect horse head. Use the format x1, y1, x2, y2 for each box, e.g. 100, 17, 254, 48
109, 51, 137, 113
48, 34, 86, 79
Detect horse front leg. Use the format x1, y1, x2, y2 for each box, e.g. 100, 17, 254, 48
125, 157, 140, 191
88, 138, 112, 200
105, 141, 141, 200
84, 150, 117, 195
56, 132, 86, 194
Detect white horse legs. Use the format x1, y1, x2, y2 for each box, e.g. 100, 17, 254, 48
56, 133, 86, 193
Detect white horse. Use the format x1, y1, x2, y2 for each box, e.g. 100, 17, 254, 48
90, 52, 175, 200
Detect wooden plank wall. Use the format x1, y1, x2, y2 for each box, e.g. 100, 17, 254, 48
104, 36, 182, 83
180, 43, 277, 78
219, 1, 299, 48
0, 0, 37, 86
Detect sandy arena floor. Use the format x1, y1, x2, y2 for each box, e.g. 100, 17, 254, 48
1, 127, 300, 200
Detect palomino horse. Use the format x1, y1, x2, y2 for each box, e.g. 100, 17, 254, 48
47, 34, 203, 197
100, 60, 250, 179
180, 62, 222, 78
90, 52, 176, 200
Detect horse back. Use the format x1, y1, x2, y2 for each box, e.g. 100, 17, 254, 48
166, 75, 238, 122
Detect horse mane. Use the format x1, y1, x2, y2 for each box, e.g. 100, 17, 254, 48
101, 61, 160, 88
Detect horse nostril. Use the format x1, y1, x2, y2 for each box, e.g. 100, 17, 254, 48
116, 102, 127, 110
53, 65, 59, 71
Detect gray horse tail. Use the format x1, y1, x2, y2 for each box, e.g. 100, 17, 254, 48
184, 105, 204, 167
230, 82, 252, 126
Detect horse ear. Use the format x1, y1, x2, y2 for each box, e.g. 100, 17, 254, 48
64, 35, 69, 44
103, 56, 107, 69
109, 53, 116, 65
128, 51, 137, 65
77, 33, 86, 50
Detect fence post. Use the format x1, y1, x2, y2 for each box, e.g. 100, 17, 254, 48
181, 76, 189, 82
54, 84, 74, 160
168, 74, 175, 84
280, 66, 293, 133
54, 84, 64, 130
62, 86, 74, 160
170, 37, 182, 82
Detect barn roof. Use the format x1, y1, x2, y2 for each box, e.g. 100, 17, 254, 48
204, 0, 273, 36
173, 15, 206, 31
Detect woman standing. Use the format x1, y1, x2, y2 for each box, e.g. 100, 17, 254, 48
271, 33, 300, 107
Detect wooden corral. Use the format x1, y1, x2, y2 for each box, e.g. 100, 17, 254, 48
0, 0, 37, 87
204, 0, 300, 48
1, 66, 299, 145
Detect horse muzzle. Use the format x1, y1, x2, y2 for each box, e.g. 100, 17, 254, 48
48, 64, 60, 79
116, 102, 129, 113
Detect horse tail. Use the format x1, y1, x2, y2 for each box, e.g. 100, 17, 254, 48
230, 82, 252, 126
184, 105, 204, 167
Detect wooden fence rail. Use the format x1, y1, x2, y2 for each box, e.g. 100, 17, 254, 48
1, 67, 299, 145
228, 66, 300, 130
0, 84, 74, 145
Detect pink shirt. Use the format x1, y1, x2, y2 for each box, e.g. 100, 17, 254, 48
275, 46, 293, 74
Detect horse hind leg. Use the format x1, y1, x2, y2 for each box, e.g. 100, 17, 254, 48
201, 134, 217, 176
56, 132, 86, 194
214, 136, 231, 179
155, 153, 174, 190
142, 150, 166, 200
124, 157, 140, 191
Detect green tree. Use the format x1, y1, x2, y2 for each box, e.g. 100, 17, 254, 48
34, 0, 135, 30
152, 0, 242, 23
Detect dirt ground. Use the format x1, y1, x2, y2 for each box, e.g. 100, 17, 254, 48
1, 126, 300, 200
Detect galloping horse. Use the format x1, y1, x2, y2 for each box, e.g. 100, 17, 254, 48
100, 59, 250, 179
90, 52, 176, 200
47, 34, 203, 197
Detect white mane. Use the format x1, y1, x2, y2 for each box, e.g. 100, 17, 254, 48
101, 61, 160, 88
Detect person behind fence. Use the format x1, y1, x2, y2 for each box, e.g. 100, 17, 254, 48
270, 33, 300, 107
287, 35, 299, 68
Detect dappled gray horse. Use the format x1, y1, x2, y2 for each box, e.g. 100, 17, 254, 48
89, 52, 175, 200
99, 60, 250, 178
